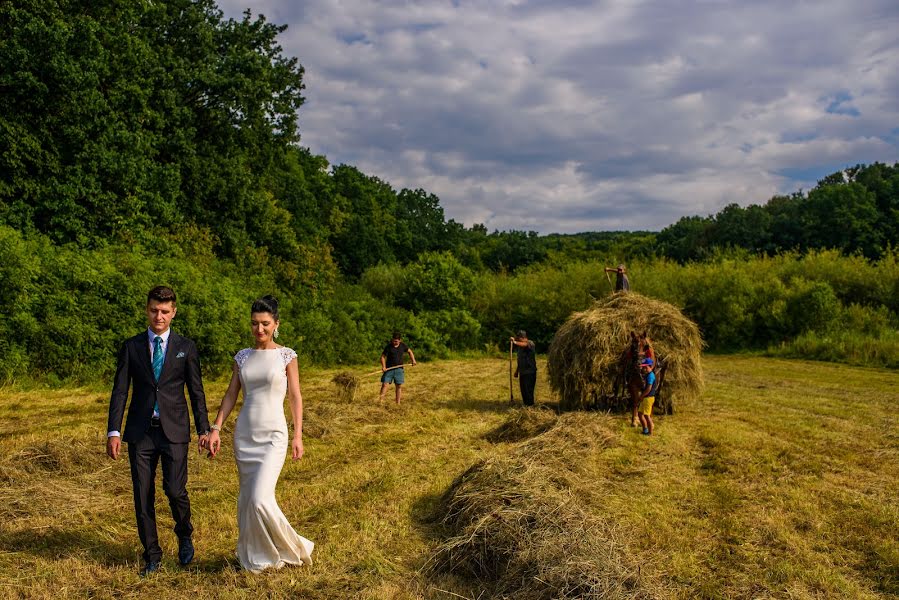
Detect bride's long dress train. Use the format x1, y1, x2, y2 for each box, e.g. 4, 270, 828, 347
233, 347, 313, 573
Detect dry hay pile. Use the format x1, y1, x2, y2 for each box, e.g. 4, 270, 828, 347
547, 292, 704, 412
331, 370, 360, 402
484, 406, 559, 443
0, 438, 108, 520
301, 404, 330, 439
428, 412, 655, 600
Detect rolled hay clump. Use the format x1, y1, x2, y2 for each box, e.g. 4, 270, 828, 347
484, 406, 559, 444
301, 404, 330, 439
428, 413, 653, 600
547, 292, 704, 413
13, 439, 101, 475
331, 370, 360, 402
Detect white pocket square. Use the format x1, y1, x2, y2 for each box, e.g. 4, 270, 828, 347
176, 351, 186, 358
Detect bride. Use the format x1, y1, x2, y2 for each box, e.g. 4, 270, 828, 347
206, 296, 314, 572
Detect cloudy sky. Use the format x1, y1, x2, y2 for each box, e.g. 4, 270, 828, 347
218, 0, 899, 233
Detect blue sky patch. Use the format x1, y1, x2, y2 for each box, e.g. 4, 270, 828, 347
823, 91, 861, 117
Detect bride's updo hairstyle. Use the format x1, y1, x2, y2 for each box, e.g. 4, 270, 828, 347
251, 295, 280, 320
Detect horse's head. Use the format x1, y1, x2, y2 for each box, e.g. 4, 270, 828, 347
638, 331, 653, 352
627, 331, 642, 364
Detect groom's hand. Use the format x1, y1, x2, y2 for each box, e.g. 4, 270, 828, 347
106, 436, 121, 460
197, 433, 209, 454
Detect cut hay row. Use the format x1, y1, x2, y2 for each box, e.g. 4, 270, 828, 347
428, 412, 655, 599
548, 292, 704, 412
483, 406, 558, 444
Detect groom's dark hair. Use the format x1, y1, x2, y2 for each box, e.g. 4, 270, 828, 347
147, 285, 177, 306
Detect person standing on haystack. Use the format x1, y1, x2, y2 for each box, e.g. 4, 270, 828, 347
510, 330, 537, 406
604, 264, 630, 292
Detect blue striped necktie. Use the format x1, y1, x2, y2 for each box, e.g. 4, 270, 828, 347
153, 336, 164, 416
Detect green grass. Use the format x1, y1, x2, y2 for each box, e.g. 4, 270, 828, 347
0, 355, 896, 598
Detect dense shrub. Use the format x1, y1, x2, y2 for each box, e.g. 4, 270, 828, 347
398, 252, 475, 312
768, 330, 899, 369
359, 263, 405, 303
470, 250, 899, 365
2, 222, 898, 383
0, 226, 276, 380
469, 261, 604, 349
786, 280, 841, 335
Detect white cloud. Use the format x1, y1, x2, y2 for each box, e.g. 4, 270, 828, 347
219, 0, 899, 232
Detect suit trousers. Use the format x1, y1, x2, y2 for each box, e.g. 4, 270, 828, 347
127, 426, 192, 563
519, 371, 537, 406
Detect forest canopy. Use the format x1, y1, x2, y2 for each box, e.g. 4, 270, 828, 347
1, 0, 898, 381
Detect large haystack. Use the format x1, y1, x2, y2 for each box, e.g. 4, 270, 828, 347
428, 412, 654, 599
547, 292, 703, 412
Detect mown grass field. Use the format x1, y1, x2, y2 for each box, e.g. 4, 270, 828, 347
0, 355, 896, 599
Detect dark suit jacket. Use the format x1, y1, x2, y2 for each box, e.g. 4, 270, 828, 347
107, 330, 210, 444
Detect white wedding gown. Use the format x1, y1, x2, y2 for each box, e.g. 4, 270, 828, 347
233, 347, 314, 573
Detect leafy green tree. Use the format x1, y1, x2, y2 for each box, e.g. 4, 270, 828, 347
329, 165, 399, 278
393, 188, 449, 262
656, 215, 712, 262
767, 193, 806, 252
398, 252, 475, 312
0, 0, 311, 266
854, 162, 899, 247
709, 203, 773, 253
804, 183, 882, 257
480, 230, 547, 271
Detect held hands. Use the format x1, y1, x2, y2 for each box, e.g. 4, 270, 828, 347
206, 429, 222, 458
197, 433, 209, 454
106, 436, 121, 460
291, 435, 304, 461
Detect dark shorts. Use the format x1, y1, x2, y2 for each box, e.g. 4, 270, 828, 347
381, 368, 405, 385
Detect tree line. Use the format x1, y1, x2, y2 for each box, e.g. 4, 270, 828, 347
1, 0, 897, 383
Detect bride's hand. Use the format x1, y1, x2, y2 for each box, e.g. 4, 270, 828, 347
207, 429, 221, 458
291, 436, 304, 460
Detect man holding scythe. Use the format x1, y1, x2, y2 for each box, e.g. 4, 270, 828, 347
510, 330, 537, 406
379, 332, 416, 404
604, 264, 630, 292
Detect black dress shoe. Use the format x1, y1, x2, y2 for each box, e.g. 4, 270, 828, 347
140, 561, 161, 577
178, 537, 195, 566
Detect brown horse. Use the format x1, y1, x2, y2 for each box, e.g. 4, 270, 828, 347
623, 331, 645, 426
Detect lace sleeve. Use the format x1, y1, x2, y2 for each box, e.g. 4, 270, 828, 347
234, 348, 252, 368
280, 347, 298, 367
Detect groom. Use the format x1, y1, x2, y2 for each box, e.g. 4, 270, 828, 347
106, 286, 210, 576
